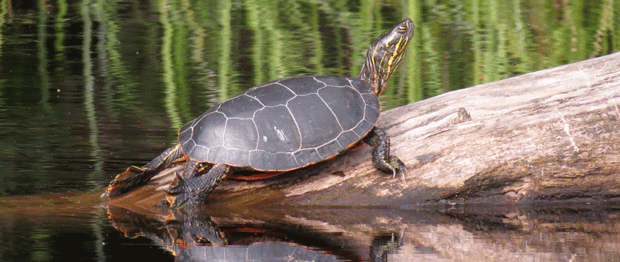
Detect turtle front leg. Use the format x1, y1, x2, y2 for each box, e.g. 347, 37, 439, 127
102, 145, 186, 199
362, 127, 406, 179
165, 162, 233, 208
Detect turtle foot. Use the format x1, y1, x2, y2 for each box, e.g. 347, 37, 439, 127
165, 209, 226, 246
105, 166, 152, 198
100, 191, 110, 200
173, 224, 225, 246
389, 156, 407, 180
165, 172, 197, 208
165, 164, 233, 209
362, 127, 407, 180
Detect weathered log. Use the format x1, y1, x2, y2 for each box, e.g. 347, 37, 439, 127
107, 51, 620, 208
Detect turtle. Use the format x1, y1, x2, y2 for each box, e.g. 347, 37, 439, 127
102, 18, 414, 208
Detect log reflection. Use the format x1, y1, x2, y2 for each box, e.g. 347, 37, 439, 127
103, 180, 620, 261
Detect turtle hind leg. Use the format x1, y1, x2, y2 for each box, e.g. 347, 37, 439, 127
102, 144, 186, 199
165, 163, 233, 208
362, 127, 406, 179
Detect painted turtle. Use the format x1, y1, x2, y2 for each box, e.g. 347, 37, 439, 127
103, 18, 414, 208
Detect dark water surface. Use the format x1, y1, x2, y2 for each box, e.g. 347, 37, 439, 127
2, 0, 620, 261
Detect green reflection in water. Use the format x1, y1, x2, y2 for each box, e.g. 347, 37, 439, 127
0, 0, 8, 126
30, 228, 52, 262
38, 0, 50, 113
180, 0, 216, 110
246, 0, 265, 86
509, 0, 533, 77
407, 0, 423, 102
308, 5, 323, 76
98, 0, 138, 108
81, 0, 104, 189
0, 0, 6, 58
592, 0, 614, 58
219, 0, 232, 101
172, 1, 191, 122
160, 0, 183, 131
265, 2, 284, 81
83, 2, 108, 260
1, 0, 620, 200
54, 0, 67, 64
420, 22, 442, 98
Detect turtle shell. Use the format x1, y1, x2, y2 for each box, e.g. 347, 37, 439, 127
178, 75, 380, 171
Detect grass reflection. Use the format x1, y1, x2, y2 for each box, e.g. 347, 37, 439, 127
0, 0, 5, 58
159, 0, 183, 131
3, 1, 617, 110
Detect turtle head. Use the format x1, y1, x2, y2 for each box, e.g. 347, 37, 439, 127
359, 18, 414, 95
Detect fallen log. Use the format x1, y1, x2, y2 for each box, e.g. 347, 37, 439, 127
106, 51, 620, 208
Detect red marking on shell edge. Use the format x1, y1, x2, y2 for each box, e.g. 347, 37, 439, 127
350, 142, 366, 151
228, 171, 286, 181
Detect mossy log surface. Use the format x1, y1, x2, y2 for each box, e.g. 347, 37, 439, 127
109, 52, 620, 208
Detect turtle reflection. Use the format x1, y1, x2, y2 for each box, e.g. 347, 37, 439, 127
106, 206, 402, 261
371, 232, 404, 261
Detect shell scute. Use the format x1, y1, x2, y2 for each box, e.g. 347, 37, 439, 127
178, 76, 380, 171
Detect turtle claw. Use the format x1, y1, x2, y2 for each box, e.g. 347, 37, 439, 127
168, 193, 191, 209
165, 172, 185, 195
100, 191, 110, 200
389, 156, 406, 180
165, 172, 194, 208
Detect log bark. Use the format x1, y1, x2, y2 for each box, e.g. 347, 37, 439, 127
108, 52, 620, 208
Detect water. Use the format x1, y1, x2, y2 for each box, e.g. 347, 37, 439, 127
1, 0, 620, 261
4, 193, 620, 261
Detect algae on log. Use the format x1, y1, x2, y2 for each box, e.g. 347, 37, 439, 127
109, 52, 620, 207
